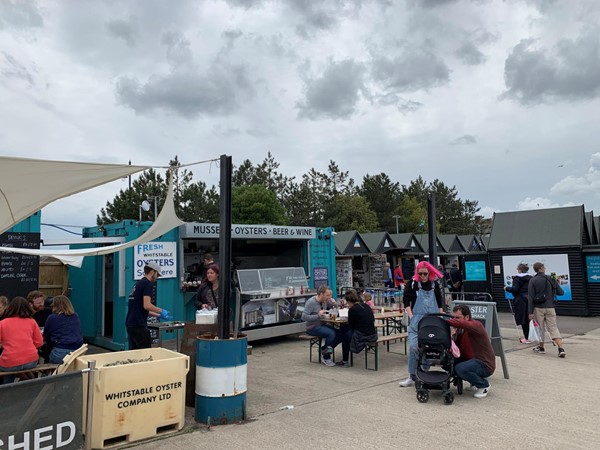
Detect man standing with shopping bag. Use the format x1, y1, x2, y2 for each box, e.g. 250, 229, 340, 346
527, 262, 566, 357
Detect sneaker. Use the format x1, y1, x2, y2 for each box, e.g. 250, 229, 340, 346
520, 338, 531, 344
336, 360, 351, 368
533, 346, 545, 354
321, 355, 335, 367
469, 384, 479, 392
558, 348, 566, 358
399, 377, 415, 387
473, 384, 491, 398
323, 346, 334, 355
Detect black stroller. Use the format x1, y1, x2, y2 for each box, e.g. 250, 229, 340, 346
414, 313, 463, 405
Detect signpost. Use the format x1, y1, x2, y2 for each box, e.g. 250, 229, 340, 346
451, 299, 509, 379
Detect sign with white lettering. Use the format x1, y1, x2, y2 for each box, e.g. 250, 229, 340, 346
134, 241, 177, 280
0, 371, 83, 450
181, 223, 315, 240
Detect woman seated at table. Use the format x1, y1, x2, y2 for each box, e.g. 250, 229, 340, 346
43, 295, 84, 364
0, 296, 43, 383
195, 264, 219, 310
345, 289, 378, 356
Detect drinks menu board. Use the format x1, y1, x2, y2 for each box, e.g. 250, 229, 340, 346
0, 232, 40, 298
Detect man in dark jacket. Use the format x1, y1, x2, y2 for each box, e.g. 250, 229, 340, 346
527, 262, 565, 357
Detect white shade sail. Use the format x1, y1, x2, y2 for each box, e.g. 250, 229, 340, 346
0, 157, 185, 266
0, 156, 149, 235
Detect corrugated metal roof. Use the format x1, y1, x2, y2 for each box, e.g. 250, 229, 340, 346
438, 234, 466, 253
415, 233, 446, 253
389, 233, 424, 254
457, 234, 483, 252
488, 206, 584, 249
334, 230, 372, 255
360, 231, 396, 253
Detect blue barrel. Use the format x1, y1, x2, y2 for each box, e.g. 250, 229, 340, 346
195, 335, 247, 424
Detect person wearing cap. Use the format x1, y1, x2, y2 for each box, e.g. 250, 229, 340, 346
125, 262, 172, 350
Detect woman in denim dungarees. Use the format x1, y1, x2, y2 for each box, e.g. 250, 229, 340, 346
399, 261, 444, 387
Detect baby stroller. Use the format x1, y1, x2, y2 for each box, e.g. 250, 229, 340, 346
414, 313, 463, 405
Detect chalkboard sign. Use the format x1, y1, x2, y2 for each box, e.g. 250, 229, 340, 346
0, 232, 40, 298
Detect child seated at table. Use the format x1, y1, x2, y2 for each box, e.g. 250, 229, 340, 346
363, 292, 376, 311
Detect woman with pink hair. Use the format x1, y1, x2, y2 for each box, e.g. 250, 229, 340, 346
399, 261, 445, 387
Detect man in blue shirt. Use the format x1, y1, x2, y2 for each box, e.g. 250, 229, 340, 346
125, 262, 172, 349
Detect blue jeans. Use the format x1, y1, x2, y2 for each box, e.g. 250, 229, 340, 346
0, 360, 38, 384
454, 359, 490, 388
307, 325, 342, 359
49, 347, 72, 364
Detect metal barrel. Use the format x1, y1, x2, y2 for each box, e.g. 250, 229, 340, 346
195, 335, 247, 424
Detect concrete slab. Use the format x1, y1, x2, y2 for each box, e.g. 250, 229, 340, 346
105, 312, 600, 450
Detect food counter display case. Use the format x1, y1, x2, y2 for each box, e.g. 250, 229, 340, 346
237, 267, 312, 341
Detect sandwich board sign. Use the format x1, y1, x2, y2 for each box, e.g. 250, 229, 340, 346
450, 300, 509, 379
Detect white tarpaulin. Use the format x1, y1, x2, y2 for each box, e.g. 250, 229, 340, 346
0, 170, 185, 267
0, 156, 149, 235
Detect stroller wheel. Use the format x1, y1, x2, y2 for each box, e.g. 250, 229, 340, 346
416, 389, 429, 403
443, 392, 454, 405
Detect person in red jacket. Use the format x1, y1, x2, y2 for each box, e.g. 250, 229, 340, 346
393, 264, 404, 288
0, 296, 43, 383
447, 304, 496, 399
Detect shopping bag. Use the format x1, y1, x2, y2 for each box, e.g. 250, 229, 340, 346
527, 319, 542, 343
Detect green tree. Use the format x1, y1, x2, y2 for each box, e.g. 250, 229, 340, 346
232, 184, 288, 225
326, 195, 378, 233
97, 168, 166, 224
400, 176, 482, 234
395, 196, 427, 233
358, 173, 402, 232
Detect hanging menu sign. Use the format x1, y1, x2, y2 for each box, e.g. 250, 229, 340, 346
0, 232, 40, 298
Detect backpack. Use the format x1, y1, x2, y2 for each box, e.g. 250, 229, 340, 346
532, 276, 553, 305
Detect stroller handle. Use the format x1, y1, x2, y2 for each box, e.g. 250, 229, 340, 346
424, 312, 454, 319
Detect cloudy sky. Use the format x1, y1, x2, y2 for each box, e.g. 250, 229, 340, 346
1, 0, 600, 239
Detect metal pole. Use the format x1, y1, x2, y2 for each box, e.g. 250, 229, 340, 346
393, 215, 400, 234
84, 360, 96, 450
154, 196, 158, 221
218, 155, 233, 340
427, 192, 437, 266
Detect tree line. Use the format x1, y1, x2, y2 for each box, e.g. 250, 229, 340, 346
97, 153, 487, 235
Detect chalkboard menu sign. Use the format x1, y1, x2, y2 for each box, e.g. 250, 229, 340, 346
0, 232, 40, 298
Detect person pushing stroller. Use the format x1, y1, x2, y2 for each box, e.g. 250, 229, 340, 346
399, 261, 445, 387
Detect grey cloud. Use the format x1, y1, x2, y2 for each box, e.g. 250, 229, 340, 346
371, 48, 450, 93
222, 0, 264, 9
419, 0, 458, 8
161, 31, 193, 68
503, 32, 600, 105
221, 30, 243, 53
455, 42, 486, 65
0, 0, 43, 29
375, 93, 423, 113
211, 125, 242, 137
450, 135, 477, 145
398, 99, 423, 114
524, 0, 557, 13
297, 59, 367, 120
115, 63, 255, 118
106, 18, 137, 47
1, 52, 35, 85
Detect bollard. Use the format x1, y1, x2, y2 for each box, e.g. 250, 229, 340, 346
195, 334, 247, 424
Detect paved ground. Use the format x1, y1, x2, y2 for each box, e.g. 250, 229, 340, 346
117, 312, 600, 450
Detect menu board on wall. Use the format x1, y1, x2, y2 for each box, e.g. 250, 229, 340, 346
0, 232, 40, 298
